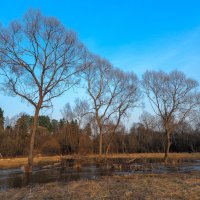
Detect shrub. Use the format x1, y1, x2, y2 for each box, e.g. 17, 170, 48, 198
41, 138, 61, 155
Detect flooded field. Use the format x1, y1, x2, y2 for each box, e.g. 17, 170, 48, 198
0, 160, 200, 191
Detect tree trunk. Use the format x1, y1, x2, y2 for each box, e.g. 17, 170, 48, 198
27, 105, 40, 172
96, 113, 103, 159
106, 142, 111, 156
164, 131, 171, 163
77, 128, 80, 155
105, 132, 114, 156
105, 126, 118, 156
99, 126, 103, 158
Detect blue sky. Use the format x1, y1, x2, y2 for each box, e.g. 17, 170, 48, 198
0, 0, 200, 122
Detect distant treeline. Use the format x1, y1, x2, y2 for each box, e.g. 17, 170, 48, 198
0, 109, 200, 158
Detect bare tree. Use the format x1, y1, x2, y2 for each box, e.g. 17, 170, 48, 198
142, 70, 200, 162
104, 69, 141, 155
139, 111, 165, 152
62, 98, 90, 128
82, 54, 141, 157
139, 111, 163, 132
62, 98, 90, 154
0, 10, 86, 171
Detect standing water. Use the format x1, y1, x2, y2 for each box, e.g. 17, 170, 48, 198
0, 161, 200, 191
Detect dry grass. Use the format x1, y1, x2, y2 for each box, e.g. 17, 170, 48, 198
0, 172, 200, 200
92, 152, 200, 160
0, 153, 200, 169
0, 156, 61, 169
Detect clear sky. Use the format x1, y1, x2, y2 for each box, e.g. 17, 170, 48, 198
0, 0, 200, 122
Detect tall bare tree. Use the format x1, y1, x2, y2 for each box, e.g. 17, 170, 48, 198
104, 69, 141, 155
82, 54, 141, 157
0, 10, 86, 171
142, 70, 200, 162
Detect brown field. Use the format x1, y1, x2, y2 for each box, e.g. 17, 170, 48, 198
0, 153, 200, 169
0, 172, 200, 200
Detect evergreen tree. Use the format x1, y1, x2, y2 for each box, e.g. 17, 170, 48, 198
38, 115, 52, 132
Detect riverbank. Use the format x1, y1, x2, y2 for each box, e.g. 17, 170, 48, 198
0, 172, 199, 200
0, 153, 200, 169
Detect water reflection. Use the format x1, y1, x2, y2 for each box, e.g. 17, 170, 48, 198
0, 164, 112, 190
0, 161, 199, 191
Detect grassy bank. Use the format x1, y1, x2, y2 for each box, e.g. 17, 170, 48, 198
0, 153, 200, 169
0, 172, 200, 199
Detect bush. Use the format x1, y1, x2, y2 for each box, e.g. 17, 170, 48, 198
41, 138, 61, 155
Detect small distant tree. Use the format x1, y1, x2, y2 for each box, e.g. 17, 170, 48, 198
15, 114, 32, 136
0, 10, 86, 171
62, 98, 90, 153
38, 115, 52, 132
62, 98, 90, 127
0, 108, 4, 158
51, 119, 60, 133
84, 123, 92, 136
139, 111, 158, 132
142, 70, 200, 162
0, 108, 4, 130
